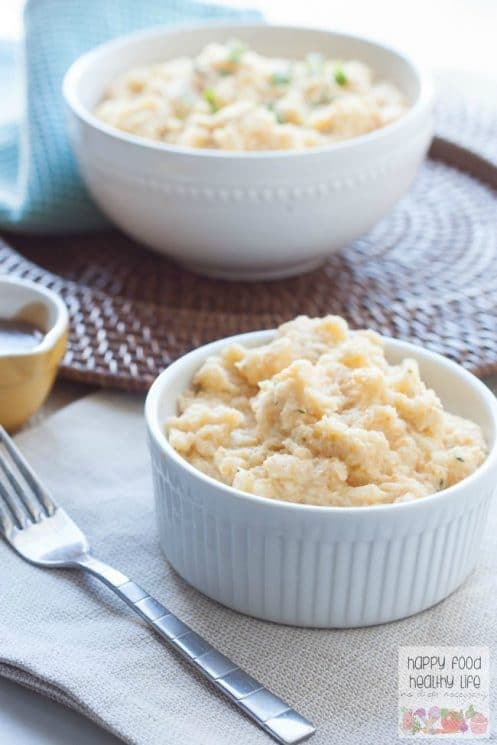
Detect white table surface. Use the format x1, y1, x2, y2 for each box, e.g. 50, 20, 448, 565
1, 0, 497, 742
0, 678, 121, 745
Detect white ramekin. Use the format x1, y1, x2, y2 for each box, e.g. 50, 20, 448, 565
145, 331, 497, 628
63, 24, 434, 281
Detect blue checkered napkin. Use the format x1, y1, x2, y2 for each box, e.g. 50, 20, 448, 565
0, 0, 260, 234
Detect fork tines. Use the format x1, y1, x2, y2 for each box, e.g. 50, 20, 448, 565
0, 427, 56, 532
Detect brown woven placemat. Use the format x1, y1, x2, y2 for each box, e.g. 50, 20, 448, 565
1, 136, 497, 392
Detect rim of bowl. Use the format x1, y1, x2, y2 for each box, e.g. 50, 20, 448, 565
145, 329, 497, 515
63, 22, 434, 161
0, 277, 69, 358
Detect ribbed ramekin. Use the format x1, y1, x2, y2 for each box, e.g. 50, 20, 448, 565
145, 331, 497, 628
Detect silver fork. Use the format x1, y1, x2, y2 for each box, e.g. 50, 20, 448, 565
0, 427, 315, 745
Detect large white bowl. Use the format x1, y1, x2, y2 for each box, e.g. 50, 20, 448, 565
146, 331, 497, 628
63, 24, 434, 280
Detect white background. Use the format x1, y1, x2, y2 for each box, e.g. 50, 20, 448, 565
2, 0, 497, 75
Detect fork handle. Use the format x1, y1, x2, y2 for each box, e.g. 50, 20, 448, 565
75, 555, 314, 745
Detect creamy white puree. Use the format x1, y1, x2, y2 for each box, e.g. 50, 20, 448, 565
168, 316, 486, 506
96, 41, 406, 151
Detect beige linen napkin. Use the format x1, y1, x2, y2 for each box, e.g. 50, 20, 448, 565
0, 391, 496, 744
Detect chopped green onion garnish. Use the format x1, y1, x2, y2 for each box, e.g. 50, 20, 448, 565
228, 42, 247, 64
267, 103, 285, 123
334, 66, 347, 86
203, 88, 219, 112
271, 71, 291, 85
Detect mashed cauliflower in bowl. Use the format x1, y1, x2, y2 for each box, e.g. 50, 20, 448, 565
64, 25, 434, 280
167, 316, 486, 507
146, 318, 497, 626
95, 41, 406, 152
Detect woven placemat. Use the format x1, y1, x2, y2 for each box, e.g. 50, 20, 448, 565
1, 135, 497, 392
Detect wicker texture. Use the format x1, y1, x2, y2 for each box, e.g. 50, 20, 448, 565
1, 135, 497, 392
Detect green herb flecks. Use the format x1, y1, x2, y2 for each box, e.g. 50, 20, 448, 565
296, 408, 306, 414
203, 88, 219, 113
439, 479, 445, 490
228, 41, 247, 64
334, 66, 348, 86
271, 71, 291, 86
455, 456, 465, 462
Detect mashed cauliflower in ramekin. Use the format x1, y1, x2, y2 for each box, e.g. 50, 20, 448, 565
167, 316, 487, 507
95, 41, 406, 151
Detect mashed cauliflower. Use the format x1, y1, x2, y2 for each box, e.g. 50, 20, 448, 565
167, 317, 486, 506
95, 41, 406, 151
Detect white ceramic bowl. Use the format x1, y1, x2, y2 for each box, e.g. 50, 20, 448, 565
63, 24, 434, 280
146, 331, 497, 628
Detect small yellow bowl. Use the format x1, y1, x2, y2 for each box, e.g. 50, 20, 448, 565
0, 276, 69, 432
